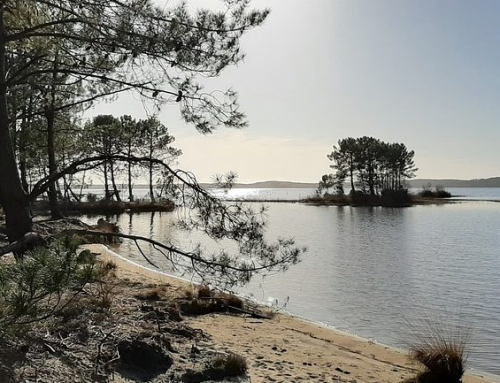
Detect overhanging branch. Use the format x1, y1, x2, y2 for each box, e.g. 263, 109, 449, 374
64, 229, 299, 274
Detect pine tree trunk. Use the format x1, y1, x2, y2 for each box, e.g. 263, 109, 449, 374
110, 162, 121, 202
19, 123, 29, 192
149, 162, 155, 202
18, 97, 33, 192
46, 111, 62, 218
349, 154, 355, 193
66, 180, 81, 202
127, 142, 134, 201
46, 54, 62, 219
0, 7, 32, 241
78, 170, 86, 201
149, 138, 155, 202
103, 161, 110, 201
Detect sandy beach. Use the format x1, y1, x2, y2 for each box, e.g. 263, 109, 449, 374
86, 244, 499, 383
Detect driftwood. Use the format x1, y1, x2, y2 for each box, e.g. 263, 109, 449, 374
197, 296, 272, 319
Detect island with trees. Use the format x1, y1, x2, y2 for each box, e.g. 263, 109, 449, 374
308, 136, 451, 206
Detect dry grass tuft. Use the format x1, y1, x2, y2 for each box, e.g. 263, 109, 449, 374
101, 260, 117, 271
197, 285, 212, 298
183, 289, 194, 300
406, 321, 470, 383
90, 261, 120, 309
213, 353, 248, 376
178, 299, 220, 316
410, 338, 466, 383
219, 293, 243, 309
135, 288, 163, 301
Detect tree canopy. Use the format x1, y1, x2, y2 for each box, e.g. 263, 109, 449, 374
319, 137, 418, 196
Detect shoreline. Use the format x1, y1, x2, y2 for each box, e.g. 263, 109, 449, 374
86, 243, 500, 383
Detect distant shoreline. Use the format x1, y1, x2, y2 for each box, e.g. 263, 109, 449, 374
84, 178, 500, 190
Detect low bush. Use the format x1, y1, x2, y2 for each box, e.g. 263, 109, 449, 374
380, 188, 411, 206
212, 353, 248, 376
220, 293, 243, 309
0, 235, 108, 334
197, 285, 212, 298
418, 185, 452, 199
178, 299, 221, 316
86, 193, 99, 203
407, 329, 468, 383
136, 288, 164, 301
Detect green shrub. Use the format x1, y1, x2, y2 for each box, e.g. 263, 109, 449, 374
0, 237, 102, 333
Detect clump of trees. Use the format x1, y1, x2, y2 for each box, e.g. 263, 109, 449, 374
318, 136, 418, 197
84, 115, 182, 203
14, 112, 181, 215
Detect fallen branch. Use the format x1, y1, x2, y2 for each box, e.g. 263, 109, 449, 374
197, 297, 272, 319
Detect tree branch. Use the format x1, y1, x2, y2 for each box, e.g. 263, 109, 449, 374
6, 18, 85, 42
29, 154, 207, 201
64, 229, 298, 274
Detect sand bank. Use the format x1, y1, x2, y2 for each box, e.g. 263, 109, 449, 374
86, 244, 499, 383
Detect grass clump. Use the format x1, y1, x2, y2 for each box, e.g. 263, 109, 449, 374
406, 324, 469, 383
183, 289, 194, 300
178, 299, 220, 316
212, 353, 248, 376
136, 288, 164, 301
197, 284, 212, 298
220, 293, 243, 309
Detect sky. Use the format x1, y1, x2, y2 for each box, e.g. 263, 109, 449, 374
89, 0, 500, 183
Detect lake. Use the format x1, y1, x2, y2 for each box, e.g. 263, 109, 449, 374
78, 188, 500, 378
84, 185, 500, 202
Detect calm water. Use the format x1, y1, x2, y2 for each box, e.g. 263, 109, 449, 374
210, 187, 500, 201
79, 189, 500, 377
85, 185, 500, 201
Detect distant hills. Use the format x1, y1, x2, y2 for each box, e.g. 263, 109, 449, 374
90, 177, 500, 190
229, 181, 317, 189
204, 177, 500, 189
200, 181, 317, 189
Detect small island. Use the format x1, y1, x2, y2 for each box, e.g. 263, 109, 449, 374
306, 136, 452, 207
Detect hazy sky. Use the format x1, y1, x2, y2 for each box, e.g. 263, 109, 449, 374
90, 0, 500, 183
